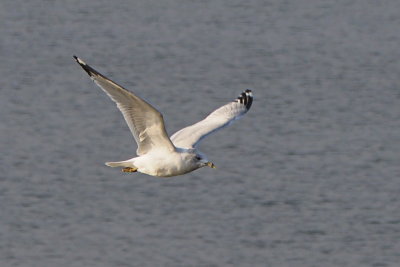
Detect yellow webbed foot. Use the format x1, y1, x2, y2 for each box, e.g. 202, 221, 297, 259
122, 167, 138, 173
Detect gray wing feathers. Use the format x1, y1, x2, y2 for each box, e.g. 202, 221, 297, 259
171, 89, 253, 148
74, 56, 175, 155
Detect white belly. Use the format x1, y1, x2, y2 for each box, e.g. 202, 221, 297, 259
133, 150, 200, 177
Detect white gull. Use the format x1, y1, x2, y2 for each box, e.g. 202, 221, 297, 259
74, 56, 253, 177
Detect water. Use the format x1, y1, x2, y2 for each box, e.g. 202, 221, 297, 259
1, 0, 400, 266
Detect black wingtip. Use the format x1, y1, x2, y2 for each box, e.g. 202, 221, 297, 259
73, 55, 87, 66
73, 55, 97, 77
73, 55, 82, 65
235, 89, 253, 110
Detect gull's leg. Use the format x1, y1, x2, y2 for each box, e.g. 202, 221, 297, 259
122, 167, 138, 172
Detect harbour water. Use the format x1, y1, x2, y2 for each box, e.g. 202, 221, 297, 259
1, 0, 399, 266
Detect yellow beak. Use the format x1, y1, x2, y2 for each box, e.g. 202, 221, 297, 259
207, 162, 216, 169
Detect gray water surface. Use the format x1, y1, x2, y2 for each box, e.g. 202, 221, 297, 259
1, 0, 400, 266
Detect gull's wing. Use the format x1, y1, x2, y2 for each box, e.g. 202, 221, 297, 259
74, 56, 175, 156
170, 89, 253, 149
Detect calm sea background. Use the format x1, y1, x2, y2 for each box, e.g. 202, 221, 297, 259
1, 0, 400, 266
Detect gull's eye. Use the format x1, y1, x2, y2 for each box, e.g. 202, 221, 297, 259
195, 156, 202, 161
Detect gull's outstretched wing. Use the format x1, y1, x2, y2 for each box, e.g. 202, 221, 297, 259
170, 89, 253, 149
74, 56, 175, 155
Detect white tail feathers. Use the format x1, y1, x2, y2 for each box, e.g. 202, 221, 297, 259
105, 161, 134, 168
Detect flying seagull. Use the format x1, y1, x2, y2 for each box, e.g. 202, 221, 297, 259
73, 56, 253, 177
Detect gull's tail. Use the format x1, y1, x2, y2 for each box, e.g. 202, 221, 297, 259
105, 160, 135, 168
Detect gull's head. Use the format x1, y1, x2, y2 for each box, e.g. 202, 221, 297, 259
193, 153, 216, 169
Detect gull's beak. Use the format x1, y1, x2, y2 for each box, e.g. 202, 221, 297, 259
207, 162, 216, 169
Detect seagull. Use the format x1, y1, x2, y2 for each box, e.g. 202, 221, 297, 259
73, 56, 253, 177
